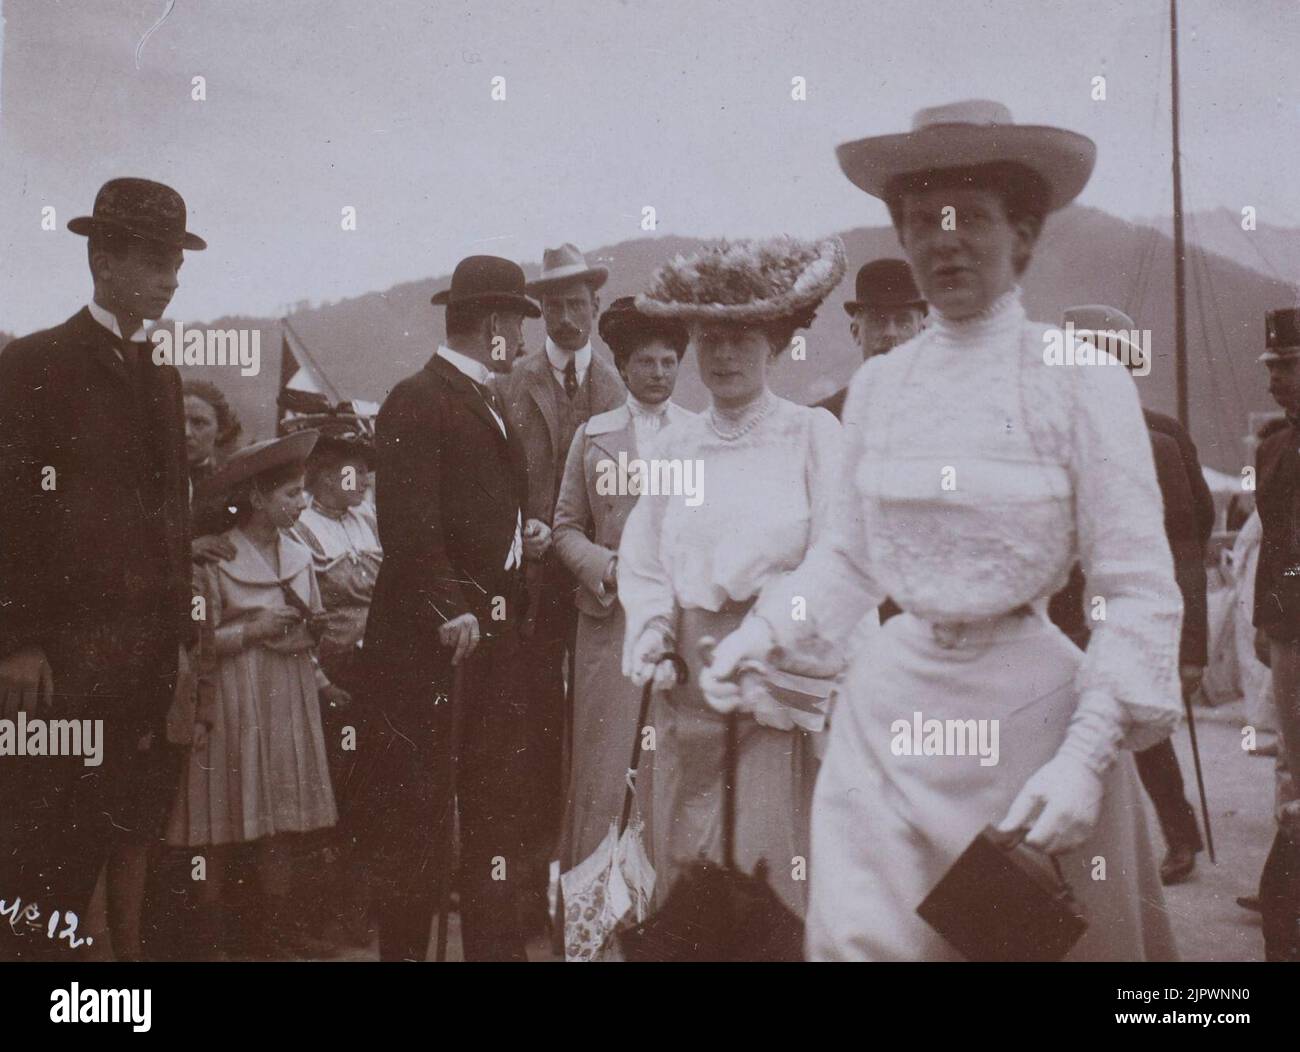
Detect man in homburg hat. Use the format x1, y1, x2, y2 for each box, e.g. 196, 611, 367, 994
0, 178, 204, 959
815, 258, 927, 419
1251, 306, 1300, 960
353, 255, 540, 960
499, 243, 625, 929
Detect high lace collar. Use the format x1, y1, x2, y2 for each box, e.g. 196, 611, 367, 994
627, 392, 670, 419
930, 286, 1025, 345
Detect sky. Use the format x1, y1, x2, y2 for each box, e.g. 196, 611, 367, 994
0, 0, 1296, 334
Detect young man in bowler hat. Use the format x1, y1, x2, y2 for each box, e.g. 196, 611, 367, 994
0, 178, 203, 959
354, 255, 549, 960
815, 257, 927, 419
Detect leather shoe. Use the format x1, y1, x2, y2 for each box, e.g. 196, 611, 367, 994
1160, 843, 1197, 885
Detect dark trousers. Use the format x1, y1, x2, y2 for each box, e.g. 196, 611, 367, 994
516, 584, 572, 870
0, 616, 177, 960
1134, 736, 1203, 851
351, 623, 530, 961
1259, 828, 1300, 961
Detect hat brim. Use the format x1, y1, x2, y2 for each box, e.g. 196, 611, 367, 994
67, 215, 207, 251
835, 123, 1097, 212
429, 289, 542, 318
525, 267, 609, 296
195, 430, 319, 505
842, 297, 926, 317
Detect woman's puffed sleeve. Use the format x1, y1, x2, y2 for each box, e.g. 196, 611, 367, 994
617, 431, 677, 676
756, 374, 885, 655
1068, 361, 1183, 750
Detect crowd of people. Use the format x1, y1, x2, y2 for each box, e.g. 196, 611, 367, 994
1, 98, 1297, 962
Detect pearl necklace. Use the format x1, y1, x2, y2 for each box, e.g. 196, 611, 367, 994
708, 390, 775, 441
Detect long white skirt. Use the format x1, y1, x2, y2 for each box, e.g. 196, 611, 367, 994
807, 609, 1177, 961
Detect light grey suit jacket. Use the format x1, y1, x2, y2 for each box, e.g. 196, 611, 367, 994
552, 400, 694, 619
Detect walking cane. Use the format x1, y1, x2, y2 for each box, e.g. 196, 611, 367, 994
1182, 685, 1216, 864
434, 662, 467, 962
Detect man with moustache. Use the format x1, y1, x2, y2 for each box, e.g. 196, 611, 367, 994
815, 258, 926, 419
353, 256, 546, 960
500, 243, 625, 931
0, 178, 201, 959
1251, 307, 1300, 961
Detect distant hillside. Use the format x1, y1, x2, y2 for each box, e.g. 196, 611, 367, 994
6, 208, 1291, 475
1141, 207, 1300, 296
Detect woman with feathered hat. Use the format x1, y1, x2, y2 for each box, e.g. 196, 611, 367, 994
617, 235, 846, 918
702, 101, 1180, 960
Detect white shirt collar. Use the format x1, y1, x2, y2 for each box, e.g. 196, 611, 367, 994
87, 300, 148, 342
437, 344, 494, 386
545, 338, 592, 377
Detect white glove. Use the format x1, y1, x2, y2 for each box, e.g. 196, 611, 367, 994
628, 627, 678, 691
699, 618, 776, 714
997, 691, 1123, 854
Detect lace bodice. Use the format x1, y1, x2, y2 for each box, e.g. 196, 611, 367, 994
758, 290, 1184, 747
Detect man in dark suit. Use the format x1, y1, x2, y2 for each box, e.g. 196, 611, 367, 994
499, 244, 625, 925
1050, 306, 1210, 885
353, 256, 545, 961
814, 258, 926, 420
0, 178, 202, 959
1251, 306, 1300, 961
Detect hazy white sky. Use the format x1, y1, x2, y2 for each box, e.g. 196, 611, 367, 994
0, 0, 1294, 334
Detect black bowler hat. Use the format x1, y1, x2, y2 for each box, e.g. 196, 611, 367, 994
1261, 308, 1300, 363
842, 258, 925, 316
598, 296, 689, 362
430, 255, 541, 318
67, 177, 207, 250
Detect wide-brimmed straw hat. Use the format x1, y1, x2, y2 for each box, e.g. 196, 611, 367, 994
195, 430, 318, 505
635, 236, 846, 324
1062, 304, 1142, 364
835, 99, 1096, 213
525, 243, 609, 296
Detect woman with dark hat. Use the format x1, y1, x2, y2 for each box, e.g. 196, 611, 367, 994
551, 297, 693, 949
703, 101, 1181, 960
291, 419, 381, 697
617, 236, 846, 919
168, 431, 348, 958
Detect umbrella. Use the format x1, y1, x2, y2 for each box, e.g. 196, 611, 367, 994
619, 642, 804, 962
559, 653, 687, 961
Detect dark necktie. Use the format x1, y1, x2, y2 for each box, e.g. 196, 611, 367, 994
564, 357, 578, 400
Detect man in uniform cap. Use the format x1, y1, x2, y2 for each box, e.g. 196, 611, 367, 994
499, 243, 625, 931
0, 178, 204, 958
1251, 306, 1300, 960
815, 258, 926, 419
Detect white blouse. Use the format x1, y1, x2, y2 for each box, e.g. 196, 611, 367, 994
757, 290, 1184, 748
618, 395, 842, 673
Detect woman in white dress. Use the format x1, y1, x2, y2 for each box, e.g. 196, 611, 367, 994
617, 237, 845, 918
703, 100, 1182, 960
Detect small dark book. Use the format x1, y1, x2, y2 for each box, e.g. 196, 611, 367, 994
916, 825, 1087, 962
